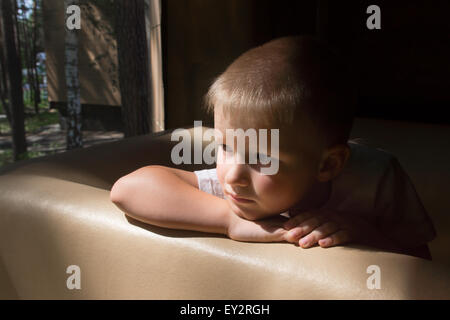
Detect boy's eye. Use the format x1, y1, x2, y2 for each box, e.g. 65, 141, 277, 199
251, 153, 272, 167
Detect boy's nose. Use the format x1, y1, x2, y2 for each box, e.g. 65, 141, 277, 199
225, 163, 250, 188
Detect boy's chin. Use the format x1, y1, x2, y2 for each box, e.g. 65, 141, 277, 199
228, 201, 259, 220
228, 201, 277, 221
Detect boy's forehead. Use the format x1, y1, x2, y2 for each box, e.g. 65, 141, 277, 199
214, 110, 271, 129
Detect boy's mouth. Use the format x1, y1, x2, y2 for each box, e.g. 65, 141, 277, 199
227, 193, 254, 203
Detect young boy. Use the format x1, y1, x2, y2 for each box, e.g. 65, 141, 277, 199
110, 36, 436, 260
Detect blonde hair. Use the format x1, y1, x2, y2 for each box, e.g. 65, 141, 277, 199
203, 35, 357, 147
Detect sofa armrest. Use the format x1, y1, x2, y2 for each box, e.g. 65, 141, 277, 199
1, 127, 449, 299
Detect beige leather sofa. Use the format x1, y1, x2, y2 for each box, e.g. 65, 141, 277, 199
1, 117, 450, 299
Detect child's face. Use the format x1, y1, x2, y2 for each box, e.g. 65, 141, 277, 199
214, 110, 323, 221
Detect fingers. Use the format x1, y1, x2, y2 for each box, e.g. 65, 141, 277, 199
284, 214, 327, 243
318, 230, 352, 248
283, 211, 314, 230
231, 208, 354, 246
283, 210, 353, 249
298, 222, 339, 248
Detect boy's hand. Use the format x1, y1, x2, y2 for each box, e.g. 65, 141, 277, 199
227, 211, 289, 243
283, 209, 386, 249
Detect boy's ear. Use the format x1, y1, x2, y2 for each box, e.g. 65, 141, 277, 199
317, 144, 350, 182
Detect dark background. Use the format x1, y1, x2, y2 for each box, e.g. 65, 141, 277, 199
161, 0, 450, 129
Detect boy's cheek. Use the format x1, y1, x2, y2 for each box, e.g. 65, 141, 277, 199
216, 165, 226, 185
254, 174, 298, 196
253, 177, 277, 194
254, 178, 297, 206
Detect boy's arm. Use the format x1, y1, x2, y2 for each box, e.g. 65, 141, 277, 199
162, 166, 200, 188
110, 165, 230, 235
111, 165, 289, 243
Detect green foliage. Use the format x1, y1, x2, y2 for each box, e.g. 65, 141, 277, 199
0, 1, 56, 168
0, 108, 61, 168
0, 142, 61, 168
0, 107, 58, 135
0, 149, 14, 167
0, 120, 10, 134
25, 110, 59, 133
